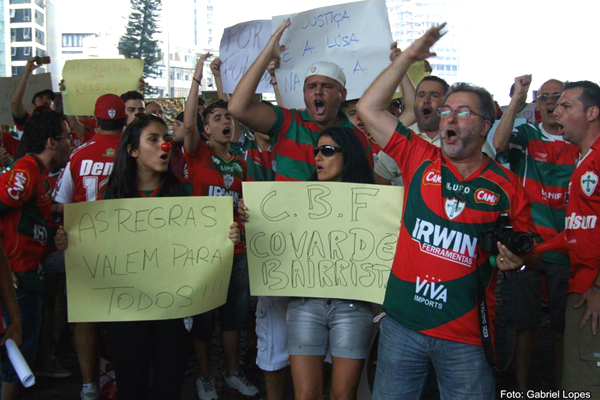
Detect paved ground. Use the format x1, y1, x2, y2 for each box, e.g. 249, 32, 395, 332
20, 311, 556, 400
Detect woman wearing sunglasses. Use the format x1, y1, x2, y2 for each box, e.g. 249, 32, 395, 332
239, 126, 374, 400
56, 113, 240, 400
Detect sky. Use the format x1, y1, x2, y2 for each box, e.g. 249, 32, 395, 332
80, 0, 599, 105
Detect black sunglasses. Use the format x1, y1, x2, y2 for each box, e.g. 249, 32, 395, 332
313, 145, 343, 157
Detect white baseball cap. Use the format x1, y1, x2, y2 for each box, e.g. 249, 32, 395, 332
305, 61, 346, 88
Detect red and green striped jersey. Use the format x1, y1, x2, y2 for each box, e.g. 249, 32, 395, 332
230, 136, 275, 182
0, 154, 51, 290
382, 122, 537, 346
498, 123, 579, 266
185, 141, 247, 254
267, 106, 373, 181
564, 136, 600, 295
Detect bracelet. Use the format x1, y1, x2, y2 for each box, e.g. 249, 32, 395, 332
270, 80, 277, 85
192, 77, 201, 85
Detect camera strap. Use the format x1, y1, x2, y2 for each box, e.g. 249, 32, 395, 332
476, 262, 516, 371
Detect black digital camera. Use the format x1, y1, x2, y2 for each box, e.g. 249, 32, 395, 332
480, 213, 534, 255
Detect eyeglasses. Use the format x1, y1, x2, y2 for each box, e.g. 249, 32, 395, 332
437, 105, 487, 120
536, 92, 562, 102
313, 145, 343, 157
133, 112, 165, 124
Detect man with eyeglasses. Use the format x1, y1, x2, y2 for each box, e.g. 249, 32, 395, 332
357, 25, 540, 399
492, 75, 579, 391
54, 94, 126, 400
0, 110, 71, 400
374, 74, 496, 186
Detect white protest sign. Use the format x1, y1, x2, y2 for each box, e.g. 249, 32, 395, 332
272, 0, 393, 109
0, 73, 53, 125
219, 20, 273, 94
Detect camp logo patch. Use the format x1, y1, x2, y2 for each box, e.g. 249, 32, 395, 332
103, 148, 115, 157
223, 174, 234, 189
474, 188, 499, 205
444, 198, 465, 219
422, 170, 441, 186
581, 171, 598, 197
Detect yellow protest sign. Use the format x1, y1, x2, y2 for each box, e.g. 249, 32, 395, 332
64, 196, 234, 322
243, 182, 403, 304
62, 59, 144, 116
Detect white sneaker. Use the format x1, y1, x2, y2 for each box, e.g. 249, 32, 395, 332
222, 368, 259, 398
196, 374, 219, 400
80, 387, 100, 400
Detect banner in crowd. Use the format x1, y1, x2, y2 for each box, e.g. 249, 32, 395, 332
219, 20, 273, 94
0, 72, 53, 125
62, 59, 143, 116
243, 182, 403, 304
64, 197, 234, 322
272, 0, 393, 109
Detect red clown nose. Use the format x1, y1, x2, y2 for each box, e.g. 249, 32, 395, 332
161, 141, 172, 152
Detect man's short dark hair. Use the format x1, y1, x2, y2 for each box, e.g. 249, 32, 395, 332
198, 97, 207, 107
22, 110, 66, 154
98, 118, 126, 132
565, 81, 600, 112
443, 82, 496, 123
120, 91, 144, 103
202, 99, 228, 123
416, 76, 450, 95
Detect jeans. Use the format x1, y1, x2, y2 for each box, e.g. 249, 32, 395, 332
1, 290, 43, 384
373, 317, 495, 400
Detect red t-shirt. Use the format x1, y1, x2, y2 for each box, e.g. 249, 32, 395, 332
565, 136, 600, 294
184, 141, 247, 254
54, 134, 121, 203
2, 132, 20, 157
0, 154, 51, 273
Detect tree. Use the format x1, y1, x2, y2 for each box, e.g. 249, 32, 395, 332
119, 0, 163, 96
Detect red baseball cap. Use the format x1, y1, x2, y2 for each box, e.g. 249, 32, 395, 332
94, 94, 126, 120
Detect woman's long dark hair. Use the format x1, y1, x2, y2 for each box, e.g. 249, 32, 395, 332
311, 127, 374, 184
105, 114, 188, 199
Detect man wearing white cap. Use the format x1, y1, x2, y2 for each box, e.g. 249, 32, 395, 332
228, 19, 373, 400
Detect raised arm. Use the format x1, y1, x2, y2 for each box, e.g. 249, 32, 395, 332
267, 58, 284, 107
11, 58, 40, 118
228, 19, 290, 133
388, 42, 416, 127
184, 53, 211, 154
492, 75, 532, 153
357, 24, 445, 148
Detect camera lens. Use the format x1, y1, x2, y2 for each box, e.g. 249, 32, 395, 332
507, 232, 534, 254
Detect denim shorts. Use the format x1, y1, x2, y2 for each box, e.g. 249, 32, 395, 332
286, 298, 373, 359
192, 253, 250, 341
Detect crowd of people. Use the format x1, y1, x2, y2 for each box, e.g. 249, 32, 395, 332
0, 19, 598, 400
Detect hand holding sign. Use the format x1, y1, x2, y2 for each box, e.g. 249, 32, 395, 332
266, 19, 291, 60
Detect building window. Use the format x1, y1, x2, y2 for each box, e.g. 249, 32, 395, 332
62, 33, 90, 48
35, 10, 44, 25
207, 13, 213, 19
208, 29, 212, 35
23, 28, 31, 40
10, 0, 31, 4
23, 47, 31, 56
11, 8, 31, 23
12, 66, 25, 77
207, 5, 213, 11
34, 0, 44, 8
35, 29, 44, 45
11, 47, 17, 57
